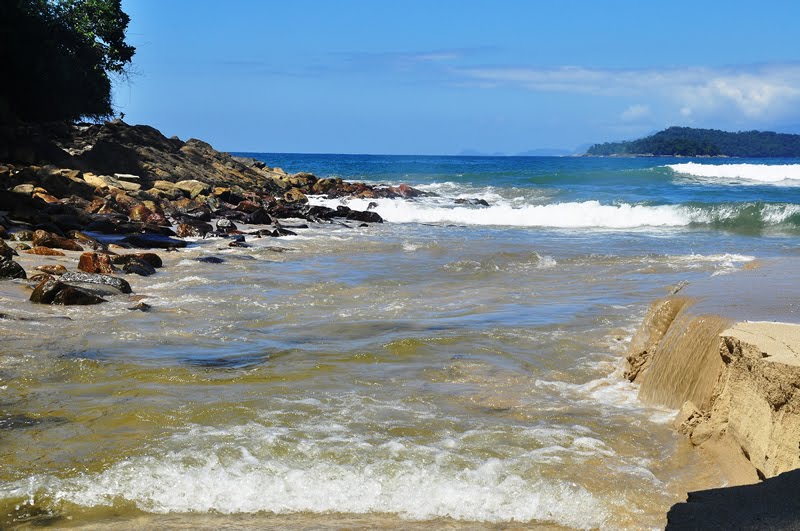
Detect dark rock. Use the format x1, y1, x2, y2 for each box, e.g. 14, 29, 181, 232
367, 202, 379, 210
121, 234, 187, 249
31, 229, 83, 251
176, 221, 213, 238
15, 243, 31, 251
78, 252, 118, 274
346, 210, 383, 223
0, 258, 26, 279
111, 252, 162, 268
304, 205, 339, 220
30, 277, 62, 303
244, 208, 272, 225
53, 285, 106, 305
60, 271, 132, 294
196, 256, 225, 264
11, 230, 34, 242
0, 239, 15, 260
270, 228, 297, 237
455, 198, 490, 207
67, 231, 103, 250
128, 302, 152, 312
122, 259, 156, 276
229, 240, 250, 248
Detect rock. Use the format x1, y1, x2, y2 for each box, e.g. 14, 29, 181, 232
35, 264, 68, 275
15, 243, 31, 251
216, 218, 237, 233
0, 258, 26, 279
12, 184, 35, 195
455, 198, 490, 207
244, 208, 272, 225
128, 302, 152, 312
78, 252, 119, 274
229, 240, 250, 248
25, 246, 65, 256
0, 239, 16, 260
11, 230, 34, 242
67, 231, 103, 250
110, 253, 162, 268
346, 210, 383, 223
60, 271, 132, 294
176, 221, 212, 238
122, 259, 156, 276
174, 179, 211, 199
270, 228, 297, 237
129, 204, 154, 222
283, 187, 308, 204
195, 256, 225, 264
121, 234, 187, 249
30, 278, 106, 305
31, 230, 83, 251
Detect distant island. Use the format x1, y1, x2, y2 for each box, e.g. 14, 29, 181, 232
586, 126, 800, 157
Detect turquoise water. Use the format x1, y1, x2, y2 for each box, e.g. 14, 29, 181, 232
2, 155, 800, 529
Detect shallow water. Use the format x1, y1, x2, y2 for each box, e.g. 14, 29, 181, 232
3, 156, 800, 528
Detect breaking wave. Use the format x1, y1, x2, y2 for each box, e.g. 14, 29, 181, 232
667, 162, 800, 185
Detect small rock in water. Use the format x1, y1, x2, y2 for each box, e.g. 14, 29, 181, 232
35, 264, 67, 276
128, 302, 152, 312
30, 278, 106, 305
60, 271, 132, 294
0, 239, 16, 260
25, 246, 65, 256
0, 258, 26, 279
78, 252, 118, 274
196, 256, 225, 264
122, 259, 157, 276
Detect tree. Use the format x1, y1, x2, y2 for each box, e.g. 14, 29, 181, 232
0, 0, 135, 124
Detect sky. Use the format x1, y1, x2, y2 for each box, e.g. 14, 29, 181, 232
113, 0, 800, 155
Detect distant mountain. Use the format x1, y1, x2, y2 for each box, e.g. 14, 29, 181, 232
586, 127, 800, 157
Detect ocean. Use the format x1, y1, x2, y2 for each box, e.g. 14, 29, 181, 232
3, 155, 800, 529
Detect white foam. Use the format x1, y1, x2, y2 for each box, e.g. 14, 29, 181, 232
668, 162, 800, 185
9, 436, 611, 528
311, 197, 703, 229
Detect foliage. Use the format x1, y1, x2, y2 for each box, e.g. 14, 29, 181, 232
0, 0, 135, 124
587, 127, 800, 157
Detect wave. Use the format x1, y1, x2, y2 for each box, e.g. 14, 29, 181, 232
667, 162, 800, 185
311, 196, 800, 231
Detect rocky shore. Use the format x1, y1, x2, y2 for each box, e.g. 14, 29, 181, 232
0, 120, 428, 308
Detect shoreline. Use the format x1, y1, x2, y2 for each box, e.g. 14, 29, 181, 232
624, 260, 800, 525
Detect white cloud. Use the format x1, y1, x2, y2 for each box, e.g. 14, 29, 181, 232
621, 104, 650, 122
453, 63, 800, 124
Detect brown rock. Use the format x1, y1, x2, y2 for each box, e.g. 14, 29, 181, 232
33, 192, 60, 203
129, 204, 154, 222
283, 187, 308, 204
0, 239, 15, 260
35, 264, 68, 276
29, 278, 106, 305
31, 230, 83, 251
25, 247, 66, 256
78, 252, 118, 274
176, 221, 212, 238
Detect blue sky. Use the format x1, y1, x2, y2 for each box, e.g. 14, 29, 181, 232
114, 0, 800, 155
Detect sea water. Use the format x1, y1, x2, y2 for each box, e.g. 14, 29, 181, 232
2, 156, 800, 529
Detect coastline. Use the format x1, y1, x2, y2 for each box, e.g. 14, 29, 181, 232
625, 259, 800, 524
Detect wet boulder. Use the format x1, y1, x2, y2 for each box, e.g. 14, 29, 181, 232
24, 246, 65, 256
176, 221, 212, 238
111, 253, 163, 269
60, 271, 132, 294
346, 210, 383, 223
121, 234, 187, 249
31, 230, 83, 251
244, 208, 272, 225
30, 278, 105, 305
34, 264, 67, 276
0, 258, 26, 279
0, 239, 15, 260
121, 258, 156, 276
78, 252, 119, 274
215, 218, 237, 233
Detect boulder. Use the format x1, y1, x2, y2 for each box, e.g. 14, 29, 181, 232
176, 221, 212, 238
12, 184, 34, 195
0, 239, 15, 260
0, 258, 26, 279
78, 252, 119, 274
121, 259, 156, 276
196, 256, 225, 264
244, 208, 272, 225
60, 271, 132, 294
346, 210, 383, 223
30, 278, 105, 305
121, 234, 187, 249
24, 246, 65, 256
35, 264, 67, 276
110, 253, 162, 268
283, 187, 308, 204
216, 218, 237, 233
31, 230, 83, 251
174, 179, 211, 199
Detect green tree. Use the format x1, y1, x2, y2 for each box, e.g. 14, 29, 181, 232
0, 0, 135, 124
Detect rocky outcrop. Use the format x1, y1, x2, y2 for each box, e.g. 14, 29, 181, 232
626, 297, 800, 480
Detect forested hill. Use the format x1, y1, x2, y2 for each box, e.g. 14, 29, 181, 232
586, 127, 800, 157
